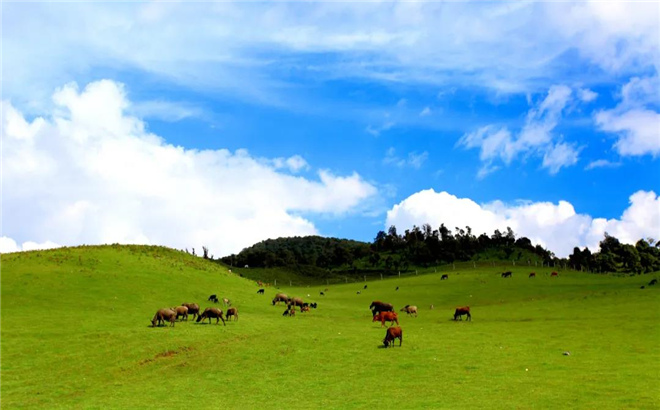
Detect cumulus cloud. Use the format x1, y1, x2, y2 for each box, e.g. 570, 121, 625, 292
2, 80, 377, 256
458, 85, 580, 176
595, 76, 660, 157
385, 189, 660, 258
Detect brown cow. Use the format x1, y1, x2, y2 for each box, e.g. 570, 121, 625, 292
182, 303, 200, 320
400, 305, 418, 317
383, 326, 403, 348
197, 307, 226, 325
370, 301, 394, 316
288, 297, 305, 311
453, 306, 471, 321
301, 306, 311, 313
551, 271, 559, 277
373, 311, 399, 328
272, 293, 289, 306
151, 308, 176, 327
171, 306, 189, 321
529, 272, 536, 278
226, 307, 238, 321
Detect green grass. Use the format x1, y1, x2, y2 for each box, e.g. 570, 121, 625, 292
2, 245, 659, 409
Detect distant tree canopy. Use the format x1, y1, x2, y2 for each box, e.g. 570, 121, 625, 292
221, 224, 556, 272
568, 234, 660, 274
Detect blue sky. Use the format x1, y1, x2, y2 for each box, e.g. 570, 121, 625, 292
2, 2, 659, 257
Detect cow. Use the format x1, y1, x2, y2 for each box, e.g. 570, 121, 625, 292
151, 308, 176, 327
320, 292, 325, 296
288, 297, 305, 311
208, 294, 219, 303
196, 307, 226, 325
310, 303, 318, 309
441, 274, 449, 280
373, 311, 399, 328
257, 280, 263, 287
182, 303, 200, 320
225, 307, 238, 321
551, 271, 559, 277
395, 286, 399, 291
171, 305, 189, 321
301, 306, 311, 313
283, 307, 295, 317
369, 301, 394, 317
272, 293, 289, 306
222, 298, 231, 307
364, 285, 368, 289
529, 272, 536, 278
400, 305, 418, 317
383, 326, 403, 348
257, 289, 265, 294
357, 291, 361, 295
453, 306, 471, 321
649, 279, 657, 286
501, 271, 512, 278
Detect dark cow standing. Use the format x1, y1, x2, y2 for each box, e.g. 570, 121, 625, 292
453, 306, 471, 321
182, 303, 200, 320
551, 271, 559, 277
208, 294, 219, 303
257, 289, 265, 294
383, 326, 403, 348
501, 271, 512, 278
529, 272, 536, 278
197, 307, 226, 325
370, 301, 394, 317
441, 274, 449, 280
364, 285, 368, 290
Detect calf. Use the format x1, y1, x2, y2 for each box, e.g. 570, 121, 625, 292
400, 305, 418, 317
257, 288, 265, 294
364, 285, 368, 289
223, 298, 231, 307
551, 271, 559, 277
453, 306, 471, 321
301, 306, 311, 313
320, 292, 325, 296
529, 272, 536, 278
373, 311, 399, 328
441, 274, 449, 280
501, 271, 512, 278
383, 326, 403, 348
310, 303, 318, 309
208, 294, 219, 303
282, 307, 295, 317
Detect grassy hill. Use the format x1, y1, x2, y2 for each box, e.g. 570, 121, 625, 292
2, 245, 659, 408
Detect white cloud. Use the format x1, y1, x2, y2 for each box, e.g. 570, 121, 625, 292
595, 76, 660, 157
578, 88, 598, 103
0, 237, 60, 254
1, 80, 377, 256
458, 85, 580, 175
270, 155, 310, 173
385, 189, 660, 258
585, 159, 621, 170
130, 100, 204, 122
419, 107, 431, 117
383, 148, 428, 169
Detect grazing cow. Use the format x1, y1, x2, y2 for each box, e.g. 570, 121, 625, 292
370, 301, 394, 317
223, 298, 231, 307
373, 311, 399, 328
288, 297, 304, 309
400, 305, 418, 317
357, 291, 361, 295
272, 293, 289, 306
208, 294, 219, 303
529, 272, 536, 278
310, 303, 318, 309
197, 307, 226, 325
225, 307, 238, 321
301, 306, 311, 313
441, 274, 449, 280
649, 279, 657, 286
395, 286, 399, 291
320, 292, 325, 296
257, 289, 265, 294
182, 303, 200, 320
453, 306, 471, 321
383, 326, 403, 348
282, 307, 295, 317
171, 306, 189, 321
501, 271, 512, 278
151, 308, 176, 327
641, 286, 646, 289
364, 285, 368, 289
551, 271, 559, 277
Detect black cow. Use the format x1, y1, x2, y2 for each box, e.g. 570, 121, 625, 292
257, 289, 265, 294
441, 274, 449, 280
501, 271, 512, 278
208, 294, 219, 303
310, 303, 318, 309
320, 292, 325, 296
364, 285, 368, 289
649, 279, 658, 286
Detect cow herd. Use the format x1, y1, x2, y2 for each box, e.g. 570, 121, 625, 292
150, 300, 235, 327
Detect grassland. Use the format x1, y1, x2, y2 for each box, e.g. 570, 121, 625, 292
2, 245, 659, 409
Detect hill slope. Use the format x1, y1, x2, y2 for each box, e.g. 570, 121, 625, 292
2, 245, 659, 408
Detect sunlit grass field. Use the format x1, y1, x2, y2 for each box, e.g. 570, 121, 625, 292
2, 245, 658, 408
